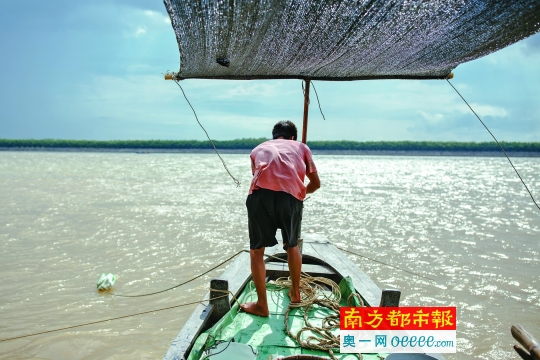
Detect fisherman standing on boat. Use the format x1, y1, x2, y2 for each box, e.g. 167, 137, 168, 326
241, 120, 320, 317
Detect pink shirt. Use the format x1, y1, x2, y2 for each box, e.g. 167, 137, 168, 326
249, 139, 317, 201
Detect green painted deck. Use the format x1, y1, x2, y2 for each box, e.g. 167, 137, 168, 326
187, 279, 387, 360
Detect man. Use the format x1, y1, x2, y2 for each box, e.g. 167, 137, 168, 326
241, 120, 320, 317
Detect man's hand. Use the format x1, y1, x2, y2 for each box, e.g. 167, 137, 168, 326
306, 172, 320, 194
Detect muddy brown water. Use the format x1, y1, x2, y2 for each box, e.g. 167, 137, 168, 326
0, 152, 538, 359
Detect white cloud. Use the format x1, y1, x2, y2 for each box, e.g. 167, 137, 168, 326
519, 32, 540, 56
467, 103, 508, 118
67, 75, 182, 125
480, 33, 540, 68
217, 82, 287, 99
121, 8, 171, 37
418, 111, 445, 124
143, 10, 159, 17
134, 26, 147, 37
143, 10, 171, 24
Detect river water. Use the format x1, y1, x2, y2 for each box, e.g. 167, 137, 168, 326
0, 151, 538, 359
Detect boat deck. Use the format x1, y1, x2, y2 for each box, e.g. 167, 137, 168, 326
164, 234, 384, 360
186, 280, 386, 360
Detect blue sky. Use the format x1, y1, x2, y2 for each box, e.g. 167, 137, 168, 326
1, 1, 539, 142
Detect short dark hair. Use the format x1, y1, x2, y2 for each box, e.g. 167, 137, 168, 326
272, 120, 297, 140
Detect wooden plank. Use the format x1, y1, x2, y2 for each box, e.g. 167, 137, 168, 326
163, 303, 214, 360
264, 242, 286, 259
302, 233, 330, 244
163, 252, 251, 360
514, 345, 534, 360
263, 234, 381, 305
302, 239, 382, 306
220, 251, 252, 305
266, 262, 335, 278
301, 242, 327, 262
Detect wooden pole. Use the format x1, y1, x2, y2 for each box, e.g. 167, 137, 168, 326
514, 345, 534, 360
298, 79, 311, 252
301, 79, 310, 144
210, 279, 230, 324
512, 324, 540, 360
380, 289, 401, 307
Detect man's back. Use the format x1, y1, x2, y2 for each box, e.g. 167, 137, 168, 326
249, 139, 317, 201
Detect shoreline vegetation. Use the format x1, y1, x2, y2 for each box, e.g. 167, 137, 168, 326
1, 139, 540, 156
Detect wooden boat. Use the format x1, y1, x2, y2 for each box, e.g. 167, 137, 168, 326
163, 233, 445, 360
160, 2, 539, 358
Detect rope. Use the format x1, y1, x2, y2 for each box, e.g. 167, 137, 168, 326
336, 247, 436, 282
108, 251, 291, 298
108, 250, 248, 297
173, 80, 241, 187
302, 80, 326, 121
1, 287, 243, 343
0, 294, 230, 343
311, 82, 326, 121
2, 247, 419, 348
275, 274, 363, 360
446, 79, 540, 212
209, 288, 242, 308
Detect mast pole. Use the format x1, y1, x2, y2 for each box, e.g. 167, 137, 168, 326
301, 79, 310, 144
299, 79, 311, 253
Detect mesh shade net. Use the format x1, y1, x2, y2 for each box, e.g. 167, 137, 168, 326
164, 0, 540, 80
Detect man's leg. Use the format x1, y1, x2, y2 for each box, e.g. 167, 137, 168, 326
240, 247, 269, 317
286, 245, 302, 303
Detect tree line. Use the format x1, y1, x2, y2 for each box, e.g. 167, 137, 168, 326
1, 139, 539, 152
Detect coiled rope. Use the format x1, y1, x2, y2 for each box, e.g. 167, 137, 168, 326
275, 274, 364, 360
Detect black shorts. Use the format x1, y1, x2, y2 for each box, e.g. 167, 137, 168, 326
246, 188, 303, 250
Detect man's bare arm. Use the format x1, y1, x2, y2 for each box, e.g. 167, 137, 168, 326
306, 172, 320, 194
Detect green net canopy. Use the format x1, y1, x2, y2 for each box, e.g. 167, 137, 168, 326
164, 0, 540, 81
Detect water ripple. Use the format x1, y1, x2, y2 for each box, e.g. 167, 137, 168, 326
0, 152, 538, 359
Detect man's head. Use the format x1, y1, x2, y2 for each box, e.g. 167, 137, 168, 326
272, 120, 297, 140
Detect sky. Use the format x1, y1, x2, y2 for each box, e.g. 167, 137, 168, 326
1, 1, 539, 142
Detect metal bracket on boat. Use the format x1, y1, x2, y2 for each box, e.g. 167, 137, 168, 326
380, 288, 401, 307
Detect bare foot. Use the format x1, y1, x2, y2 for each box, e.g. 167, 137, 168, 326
288, 288, 301, 304
240, 302, 269, 317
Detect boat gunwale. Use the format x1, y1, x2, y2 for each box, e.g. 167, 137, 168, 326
163, 234, 382, 360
